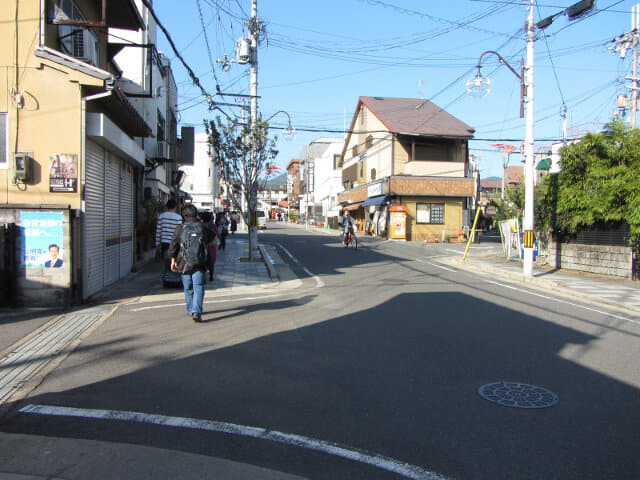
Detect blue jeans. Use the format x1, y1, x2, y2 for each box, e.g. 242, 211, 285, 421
181, 270, 205, 315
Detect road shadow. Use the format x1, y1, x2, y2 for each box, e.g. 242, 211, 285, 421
2, 291, 639, 479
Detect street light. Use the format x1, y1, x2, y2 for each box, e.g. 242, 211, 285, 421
470, 1, 535, 278
266, 110, 296, 141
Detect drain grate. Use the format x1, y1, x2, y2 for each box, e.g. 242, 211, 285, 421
478, 382, 559, 409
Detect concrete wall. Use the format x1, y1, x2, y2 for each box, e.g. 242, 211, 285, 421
548, 240, 634, 279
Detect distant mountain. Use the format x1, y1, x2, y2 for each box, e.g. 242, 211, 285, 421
483, 176, 502, 182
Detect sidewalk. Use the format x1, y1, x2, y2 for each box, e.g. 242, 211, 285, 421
440, 247, 640, 316
0, 234, 305, 480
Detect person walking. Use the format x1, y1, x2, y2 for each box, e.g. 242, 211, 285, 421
199, 211, 219, 281
216, 213, 228, 251
168, 204, 214, 323
155, 199, 182, 273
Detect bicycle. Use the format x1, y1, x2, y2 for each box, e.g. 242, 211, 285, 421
343, 230, 357, 250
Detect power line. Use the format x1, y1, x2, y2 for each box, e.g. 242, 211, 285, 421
140, 0, 215, 105
196, 0, 222, 93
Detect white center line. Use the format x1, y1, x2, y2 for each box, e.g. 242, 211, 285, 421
20, 404, 449, 480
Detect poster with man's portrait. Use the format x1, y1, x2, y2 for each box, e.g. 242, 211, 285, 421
49, 154, 78, 193
20, 211, 65, 268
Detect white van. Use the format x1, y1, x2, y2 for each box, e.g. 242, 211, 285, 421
256, 209, 267, 229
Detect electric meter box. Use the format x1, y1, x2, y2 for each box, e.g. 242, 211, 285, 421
14, 152, 31, 182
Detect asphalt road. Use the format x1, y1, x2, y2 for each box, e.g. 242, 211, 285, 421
2, 222, 639, 479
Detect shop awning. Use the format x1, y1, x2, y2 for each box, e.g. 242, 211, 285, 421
362, 195, 390, 208
536, 158, 552, 170
343, 202, 363, 211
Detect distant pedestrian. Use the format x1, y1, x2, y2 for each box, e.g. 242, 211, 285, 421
230, 213, 237, 234
156, 199, 182, 273
169, 204, 215, 323
216, 213, 228, 251
200, 211, 219, 281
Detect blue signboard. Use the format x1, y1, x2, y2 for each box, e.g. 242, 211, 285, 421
19, 211, 64, 268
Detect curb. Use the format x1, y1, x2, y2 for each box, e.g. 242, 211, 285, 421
439, 255, 640, 316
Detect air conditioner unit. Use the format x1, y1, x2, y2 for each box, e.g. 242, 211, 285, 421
61, 26, 98, 66
156, 141, 170, 160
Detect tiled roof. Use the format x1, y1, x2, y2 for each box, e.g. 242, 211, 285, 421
360, 96, 475, 138
505, 166, 524, 184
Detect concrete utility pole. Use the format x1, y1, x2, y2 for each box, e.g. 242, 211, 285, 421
522, 0, 536, 278
247, 0, 259, 252
632, 5, 639, 128
610, 4, 640, 128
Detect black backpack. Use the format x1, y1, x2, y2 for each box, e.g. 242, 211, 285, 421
179, 223, 207, 272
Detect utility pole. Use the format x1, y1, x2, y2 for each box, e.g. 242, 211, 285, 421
610, 4, 640, 128
247, 0, 259, 252
522, 0, 536, 278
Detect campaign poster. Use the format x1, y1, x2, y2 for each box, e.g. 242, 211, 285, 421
20, 211, 65, 268
49, 153, 78, 193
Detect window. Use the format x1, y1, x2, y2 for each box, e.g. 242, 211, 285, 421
0, 113, 7, 169
351, 144, 358, 157
370, 168, 376, 181
54, 0, 99, 66
416, 203, 444, 224
365, 135, 373, 149
333, 154, 341, 170
157, 111, 165, 142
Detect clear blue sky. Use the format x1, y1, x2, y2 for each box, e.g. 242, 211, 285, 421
153, 0, 634, 179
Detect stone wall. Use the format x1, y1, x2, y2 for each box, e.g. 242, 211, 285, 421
548, 240, 634, 279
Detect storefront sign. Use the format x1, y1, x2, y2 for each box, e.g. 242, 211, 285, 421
20, 211, 65, 267
368, 182, 384, 197
49, 154, 78, 193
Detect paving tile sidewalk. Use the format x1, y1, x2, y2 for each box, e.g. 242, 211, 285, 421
439, 248, 640, 316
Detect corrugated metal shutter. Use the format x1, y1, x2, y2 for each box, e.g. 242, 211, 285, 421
119, 162, 134, 277
84, 140, 105, 298
104, 152, 120, 286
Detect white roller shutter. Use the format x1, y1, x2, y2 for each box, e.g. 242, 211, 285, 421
119, 162, 134, 277
84, 140, 105, 298
104, 152, 120, 286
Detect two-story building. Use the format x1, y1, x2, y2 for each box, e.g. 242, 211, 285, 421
337, 96, 475, 242
0, 0, 153, 305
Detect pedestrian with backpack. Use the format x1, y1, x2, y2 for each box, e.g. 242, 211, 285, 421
168, 204, 215, 323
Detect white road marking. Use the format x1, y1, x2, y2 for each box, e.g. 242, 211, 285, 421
19, 404, 449, 480
303, 267, 325, 288
484, 280, 638, 324
276, 243, 300, 264
416, 259, 456, 272
130, 294, 283, 312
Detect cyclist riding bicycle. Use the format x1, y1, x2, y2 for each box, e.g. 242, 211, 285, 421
340, 210, 355, 245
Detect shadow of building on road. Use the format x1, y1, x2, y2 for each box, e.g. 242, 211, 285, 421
2, 289, 639, 479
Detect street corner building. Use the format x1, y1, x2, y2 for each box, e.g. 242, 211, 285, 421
0, 0, 182, 307
337, 96, 476, 242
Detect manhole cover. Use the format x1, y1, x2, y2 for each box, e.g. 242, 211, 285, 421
478, 382, 559, 409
